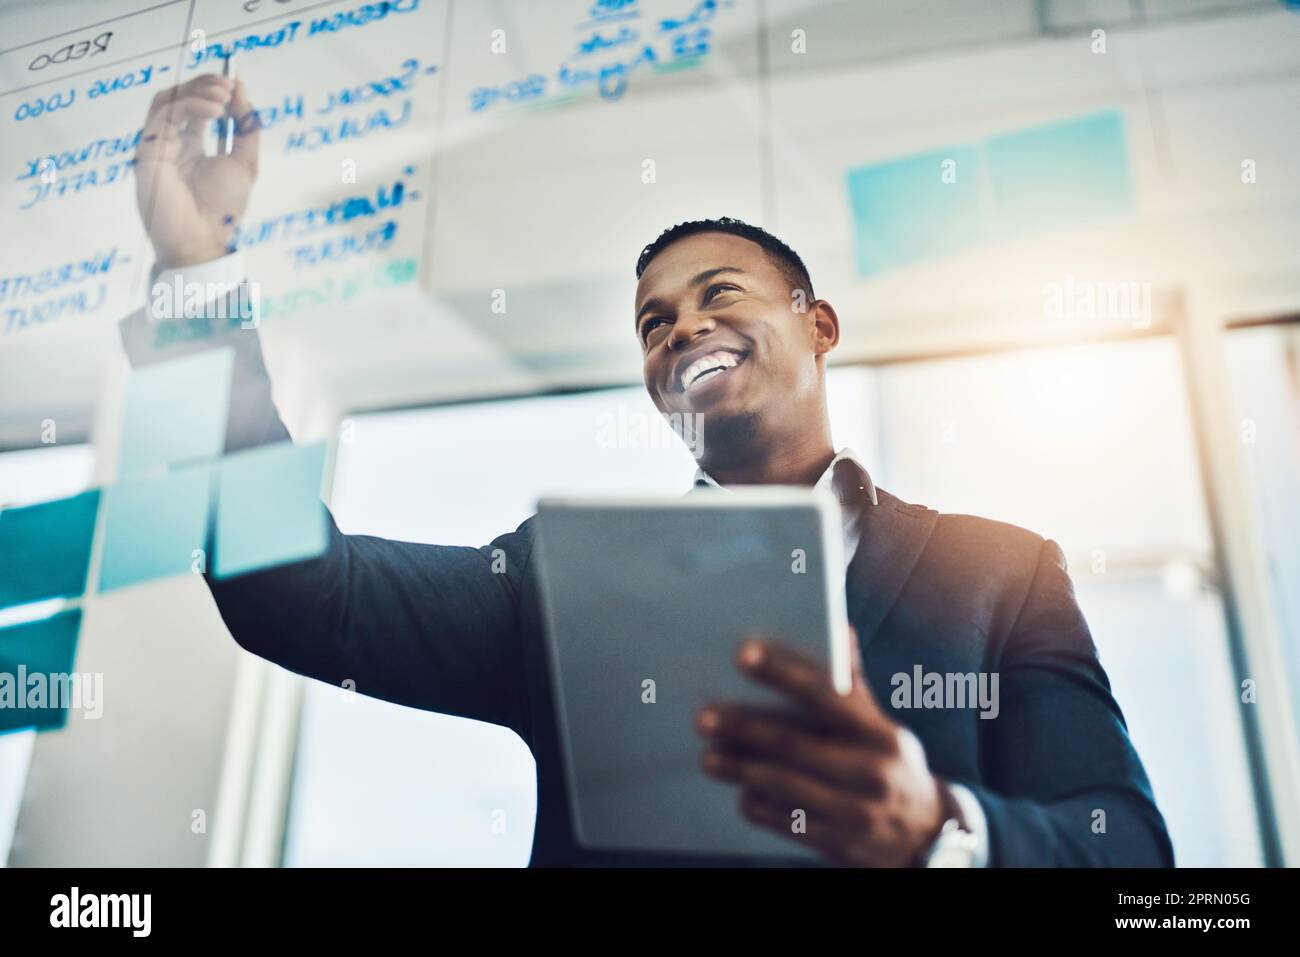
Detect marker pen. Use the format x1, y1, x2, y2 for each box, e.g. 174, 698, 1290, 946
222, 55, 235, 154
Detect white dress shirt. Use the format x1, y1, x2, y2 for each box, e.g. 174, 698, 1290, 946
694, 447, 877, 571
693, 447, 990, 867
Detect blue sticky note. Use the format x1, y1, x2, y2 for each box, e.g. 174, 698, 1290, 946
0, 609, 81, 733
987, 110, 1133, 240
846, 145, 985, 277
0, 490, 99, 610
215, 441, 327, 579
99, 463, 213, 592
118, 348, 234, 478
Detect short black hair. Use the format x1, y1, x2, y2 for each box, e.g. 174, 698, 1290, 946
635, 217, 814, 300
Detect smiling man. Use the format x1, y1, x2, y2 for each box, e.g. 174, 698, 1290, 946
122, 76, 1173, 867
636, 225, 839, 489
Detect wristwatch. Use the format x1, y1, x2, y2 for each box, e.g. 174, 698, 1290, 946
921, 786, 981, 868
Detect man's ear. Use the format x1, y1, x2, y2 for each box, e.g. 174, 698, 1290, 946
810, 299, 841, 356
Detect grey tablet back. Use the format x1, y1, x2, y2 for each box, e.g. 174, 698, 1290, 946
535, 489, 849, 859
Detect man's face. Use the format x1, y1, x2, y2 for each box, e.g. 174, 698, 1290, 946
634, 232, 827, 442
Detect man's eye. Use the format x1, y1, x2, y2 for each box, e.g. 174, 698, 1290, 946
704, 283, 739, 303
641, 318, 668, 342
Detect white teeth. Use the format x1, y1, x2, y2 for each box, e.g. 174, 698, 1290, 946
681, 351, 741, 390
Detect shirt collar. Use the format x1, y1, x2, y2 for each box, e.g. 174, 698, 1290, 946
692, 447, 879, 507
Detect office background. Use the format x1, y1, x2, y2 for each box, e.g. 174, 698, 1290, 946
0, 0, 1298, 867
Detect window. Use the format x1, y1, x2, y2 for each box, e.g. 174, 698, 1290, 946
873, 339, 1262, 866
281, 370, 874, 866
280, 350, 1262, 866
1225, 323, 1300, 738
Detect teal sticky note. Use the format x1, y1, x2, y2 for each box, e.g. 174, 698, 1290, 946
215, 441, 327, 579
99, 463, 213, 592
846, 145, 985, 277
0, 490, 99, 610
119, 348, 234, 478
0, 609, 82, 733
987, 110, 1133, 240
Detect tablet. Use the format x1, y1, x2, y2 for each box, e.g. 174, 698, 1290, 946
534, 487, 852, 860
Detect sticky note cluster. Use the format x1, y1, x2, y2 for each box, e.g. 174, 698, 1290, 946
100, 347, 328, 589
847, 110, 1133, 277
0, 347, 331, 733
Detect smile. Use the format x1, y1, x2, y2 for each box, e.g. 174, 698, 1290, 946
679, 350, 746, 392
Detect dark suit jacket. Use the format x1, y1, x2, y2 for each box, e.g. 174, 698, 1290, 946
120, 304, 1174, 868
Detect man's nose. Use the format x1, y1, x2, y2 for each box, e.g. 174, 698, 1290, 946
667, 309, 715, 351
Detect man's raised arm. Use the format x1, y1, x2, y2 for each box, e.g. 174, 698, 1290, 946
120, 75, 531, 732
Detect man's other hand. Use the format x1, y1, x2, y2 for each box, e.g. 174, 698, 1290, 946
134, 73, 260, 269
696, 629, 948, 866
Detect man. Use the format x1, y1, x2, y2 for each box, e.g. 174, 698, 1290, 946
124, 75, 1173, 867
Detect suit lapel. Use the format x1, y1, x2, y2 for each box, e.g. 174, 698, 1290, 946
846, 488, 937, 652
